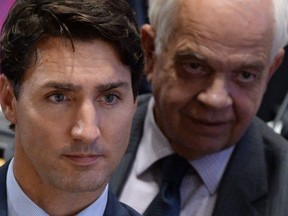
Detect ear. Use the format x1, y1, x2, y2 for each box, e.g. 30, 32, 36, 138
141, 24, 156, 83
268, 48, 285, 80
0, 75, 17, 125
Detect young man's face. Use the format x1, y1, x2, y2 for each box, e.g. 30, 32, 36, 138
2, 37, 136, 196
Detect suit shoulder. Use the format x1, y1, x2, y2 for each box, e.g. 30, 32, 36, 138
136, 94, 151, 107
104, 190, 141, 216
254, 117, 288, 151
118, 203, 142, 216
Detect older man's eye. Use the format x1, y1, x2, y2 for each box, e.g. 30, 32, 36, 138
183, 62, 203, 73
178, 59, 211, 79
238, 71, 256, 83
189, 62, 201, 69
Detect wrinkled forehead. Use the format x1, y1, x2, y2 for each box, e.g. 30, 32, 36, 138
178, 0, 274, 21
176, 0, 274, 44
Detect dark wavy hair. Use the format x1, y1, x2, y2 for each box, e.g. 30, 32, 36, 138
0, 0, 144, 99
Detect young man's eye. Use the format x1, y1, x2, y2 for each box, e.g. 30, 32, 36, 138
102, 94, 120, 105
48, 94, 69, 103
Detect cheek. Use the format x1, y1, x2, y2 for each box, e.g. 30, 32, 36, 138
154, 79, 197, 115
15, 103, 69, 153
234, 83, 266, 117
150, 58, 176, 92
113, 114, 133, 144
100, 108, 135, 150
15, 117, 56, 168
100, 116, 133, 170
152, 65, 203, 109
232, 89, 263, 133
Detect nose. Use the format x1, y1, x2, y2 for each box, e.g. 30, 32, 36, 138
71, 101, 100, 144
197, 75, 232, 109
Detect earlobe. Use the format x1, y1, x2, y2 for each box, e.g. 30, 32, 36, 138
141, 24, 156, 82
0, 75, 17, 125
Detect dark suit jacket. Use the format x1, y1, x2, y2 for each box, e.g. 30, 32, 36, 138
0, 162, 140, 216
110, 94, 288, 216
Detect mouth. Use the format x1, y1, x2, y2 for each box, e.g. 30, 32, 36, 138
188, 113, 229, 125
63, 154, 100, 166
195, 119, 228, 126
186, 115, 231, 135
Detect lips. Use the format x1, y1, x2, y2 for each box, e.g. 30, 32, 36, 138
185, 115, 232, 135
186, 112, 230, 124
194, 118, 229, 126
63, 154, 99, 165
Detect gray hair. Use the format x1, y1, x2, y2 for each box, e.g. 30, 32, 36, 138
148, 0, 288, 61
271, 0, 288, 60
148, 0, 179, 55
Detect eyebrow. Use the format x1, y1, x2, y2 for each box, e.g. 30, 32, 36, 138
43, 81, 130, 92
240, 62, 265, 72
174, 50, 206, 62
174, 50, 266, 72
96, 82, 130, 92
43, 82, 81, 92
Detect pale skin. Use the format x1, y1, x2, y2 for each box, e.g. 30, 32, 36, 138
0, 38, 137, 215
142, 0, 285, 160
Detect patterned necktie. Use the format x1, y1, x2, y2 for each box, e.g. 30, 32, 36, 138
144, 154, 191, 216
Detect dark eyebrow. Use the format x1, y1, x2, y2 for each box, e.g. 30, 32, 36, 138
96, 81, 130, 92
43, 82, 82, 92
43, 81, 130, 92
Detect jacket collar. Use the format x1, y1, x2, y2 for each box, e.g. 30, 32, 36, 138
212, 118, 267, 216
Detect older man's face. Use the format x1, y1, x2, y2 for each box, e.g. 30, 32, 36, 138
145, 0, 283, 159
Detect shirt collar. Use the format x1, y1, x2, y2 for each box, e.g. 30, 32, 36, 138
7, 158, 108, 216
191, 146, 234, 194
135, 97, 174, 175
136, 96, 235, 194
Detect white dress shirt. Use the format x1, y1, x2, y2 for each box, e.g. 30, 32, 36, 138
119, 97, 235, 216
7, 159, 108, 216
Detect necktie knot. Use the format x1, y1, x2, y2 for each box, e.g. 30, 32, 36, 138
161, 154, 191, 186
144, 154, 190, 216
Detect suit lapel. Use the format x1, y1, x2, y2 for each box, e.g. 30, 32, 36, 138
213, 118, 267, 216
110, 95, 150, 197
104, 187, 140, 215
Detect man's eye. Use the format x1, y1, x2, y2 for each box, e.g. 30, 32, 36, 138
102, 94, 119, 105
183, 62, 201, 70
237, 71, 256, 83
48, 94, 68, 103
181, 61, 207, 76
188, 62, 201, 69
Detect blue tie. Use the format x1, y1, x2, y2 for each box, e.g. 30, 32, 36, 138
144, 154, 190, 216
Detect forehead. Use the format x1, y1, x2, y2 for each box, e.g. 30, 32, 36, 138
172, 0, 274, 54
22, 37, 129, 83
36, 37, 121, 69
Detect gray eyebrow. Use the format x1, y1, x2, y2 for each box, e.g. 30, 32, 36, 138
174, 50, 206, 62
174, 50, 266, 72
